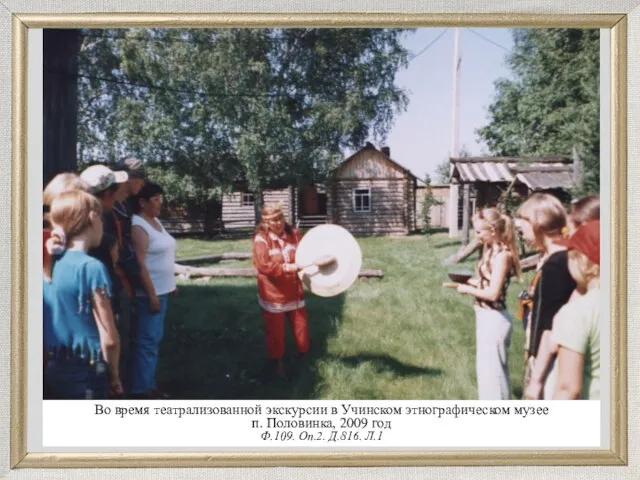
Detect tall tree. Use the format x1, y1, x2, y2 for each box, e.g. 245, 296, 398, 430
77, 28, 414, 216
44, 29, 83, 185
476, 28, 600, 194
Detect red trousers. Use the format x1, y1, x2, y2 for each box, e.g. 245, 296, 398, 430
262, 308, 310, 359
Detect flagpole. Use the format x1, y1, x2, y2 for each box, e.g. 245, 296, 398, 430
448, 28, 461, 238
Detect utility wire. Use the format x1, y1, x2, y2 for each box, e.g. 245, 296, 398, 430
468, 29, 510, 52
75, 29, 454, 98
408, 29, 449, 62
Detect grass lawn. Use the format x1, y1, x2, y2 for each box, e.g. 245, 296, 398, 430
157, 233, 533, 400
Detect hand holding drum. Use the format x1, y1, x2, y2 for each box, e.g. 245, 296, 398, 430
295, 224, 362, 297
298, 254, 337, 270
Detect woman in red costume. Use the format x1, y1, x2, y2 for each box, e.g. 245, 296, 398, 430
252, 203, 309, 377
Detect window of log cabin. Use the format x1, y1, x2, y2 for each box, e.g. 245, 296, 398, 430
353, 188, 371, 212
242, 192, 254, 206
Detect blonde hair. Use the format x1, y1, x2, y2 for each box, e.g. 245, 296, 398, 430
43, 173, 90, 229
44, 190, 102, 282
516, 193, 567, 250
43, 173, 90, 207
568, 249, 600, 288
569, 195, 600, 229
473, 207, 521, 278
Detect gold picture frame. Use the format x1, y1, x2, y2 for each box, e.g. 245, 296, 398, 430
9, 11, 628, 469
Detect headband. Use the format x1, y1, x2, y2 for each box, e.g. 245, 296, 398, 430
261, 208, 284, 221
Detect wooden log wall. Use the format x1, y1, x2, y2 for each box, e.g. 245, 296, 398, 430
221, 187, 293, 230
332, 178, 408, 236
221, 192, 256, 229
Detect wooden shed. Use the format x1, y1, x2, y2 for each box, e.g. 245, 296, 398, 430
221, 184, 296, 231
449, 156, 579, 211
326, 143, 418, 236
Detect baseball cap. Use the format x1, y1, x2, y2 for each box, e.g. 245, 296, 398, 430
117, 157, 147, 180
555, 220, 600, 265
80, 164, 129, 194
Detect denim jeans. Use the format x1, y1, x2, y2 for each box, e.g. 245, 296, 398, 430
114, 289, 132, 394
130, 294, 169, 395
44, 358, 109, 400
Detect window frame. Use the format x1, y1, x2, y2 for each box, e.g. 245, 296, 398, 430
241, 192, 254, 207
352, 187, 372, 213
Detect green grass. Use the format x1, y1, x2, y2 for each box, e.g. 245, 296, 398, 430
175, 237, 253, 260
157, 233, 533, 400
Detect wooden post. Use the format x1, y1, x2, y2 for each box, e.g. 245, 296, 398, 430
462, 183, 470, 245
571, 145, 583, 192
448, 28, 462, 238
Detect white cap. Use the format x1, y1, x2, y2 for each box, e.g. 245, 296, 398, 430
80, 164, 129, 194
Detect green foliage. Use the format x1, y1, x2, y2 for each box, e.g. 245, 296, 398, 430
144, 164, 222, 210
77, 28, 414, 208
434, 144, 470, 184
476, 29, 600, 194
434, 160, 451, 184
421, 174, 443, 234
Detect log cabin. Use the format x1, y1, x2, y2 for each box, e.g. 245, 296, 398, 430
325, 143, 419, 236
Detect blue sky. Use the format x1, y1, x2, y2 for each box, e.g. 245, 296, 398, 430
374, 28, 515, 182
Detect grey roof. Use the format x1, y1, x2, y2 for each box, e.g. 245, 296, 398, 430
450, 157, 577, 190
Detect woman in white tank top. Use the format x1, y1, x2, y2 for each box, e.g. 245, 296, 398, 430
129, 181, 176, 399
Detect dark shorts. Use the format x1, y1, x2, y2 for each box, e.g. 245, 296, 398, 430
44, 358, 110, 400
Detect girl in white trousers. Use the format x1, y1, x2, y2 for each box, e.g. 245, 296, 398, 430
454, 207, 521, 400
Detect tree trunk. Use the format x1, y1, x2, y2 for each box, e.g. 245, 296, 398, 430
175, 266, 384, 278
175, 253, 252, 266
43, 29, 82, 186
253, 187, 264, 225
203, 199, 222, 237
442, 237, 482, 265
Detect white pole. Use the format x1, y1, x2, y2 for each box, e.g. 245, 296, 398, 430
448, 28, 461, 237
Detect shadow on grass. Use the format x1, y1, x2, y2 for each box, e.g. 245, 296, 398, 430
155, 282, 345, 400
326, 353, 443, 378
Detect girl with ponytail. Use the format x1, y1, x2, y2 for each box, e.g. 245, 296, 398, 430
43, 190, 122, 399
42, 173, 89, 271
453, 207, 520, 400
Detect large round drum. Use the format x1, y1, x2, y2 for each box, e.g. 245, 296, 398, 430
295, 224, 362, 297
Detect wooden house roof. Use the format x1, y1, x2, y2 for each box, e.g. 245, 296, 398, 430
450, 156, 577, 190
335, 143, 419, 180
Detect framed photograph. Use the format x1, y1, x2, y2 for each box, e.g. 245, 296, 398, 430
3, 1, 634, 476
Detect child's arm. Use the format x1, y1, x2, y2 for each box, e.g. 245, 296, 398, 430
457, 251, 511, 302
552, 346, 584, 399
524, 330, 558, 399
92, 289, 122, 394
